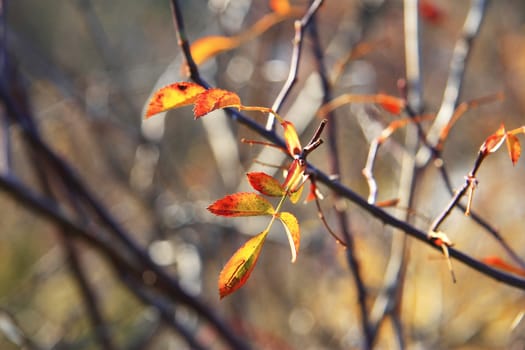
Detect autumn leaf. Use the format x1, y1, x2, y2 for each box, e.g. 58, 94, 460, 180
505, 132, 521, 165
277, 212, 300, 262
145, 82, 206, 118
419, 0, 445, 25
482, 256, 525, 277
269, 0, 291, 15
288, 183, 304, 204
283, 159, 307, 193
219, 230, 269, 299
281, 120, 302, 156
190, 36, 239, 67
482, 124, 506, 154
375, 94, 406, 115
247, 172, 286, 197
208, 193, 275, 217
193, 88, 241, 118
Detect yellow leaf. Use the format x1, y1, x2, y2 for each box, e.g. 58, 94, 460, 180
269, 0, 291, 15
190, 36, 239, 66
219, 230, 269, 299
278, 212, 300, 262
145, 82, 206, 118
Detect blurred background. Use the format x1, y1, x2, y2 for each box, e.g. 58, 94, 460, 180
2, 0, 525, 349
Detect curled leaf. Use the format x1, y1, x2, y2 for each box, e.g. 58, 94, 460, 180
247, 172, 285, 197
208, 193, 275, 217
482, 124, 506, 155
277, 212, 300, 262
283, 159, 307, 193
145, 82, 206, 118
219, 230, 269, 299
193, 88, 241, 118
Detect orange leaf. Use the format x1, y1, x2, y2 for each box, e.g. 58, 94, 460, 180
190, 36, 239, 66
281, 120, 302, 156
482, 124, 506, 154
208, 193, 275, 217
145, 82, 206, 118
282, 159, 306, 193
483, 256, 525, 277
193, 88, 241, 118
375, 94, 405, 114
277, 212, 300, 262
219, 230, 269, 299
269, 0, 291, 15
505, 132, 521, 165
247, 172, 285, 197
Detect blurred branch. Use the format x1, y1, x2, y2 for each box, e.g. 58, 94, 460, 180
265, 0, 324, 131
308, 11, 373, 350
416, 0, 488, 165
0, 308, 43, 350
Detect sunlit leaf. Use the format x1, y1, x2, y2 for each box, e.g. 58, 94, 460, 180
247, 172, 286, 197
190, 36, 239, 66
281, 120, 302, 156
482, 124, 506, 154
277, 212, 300, 262
283, 159, 306, 193
219, 230, 269, 299
269, 0, 291, 15
145, 82, 206, 118
289, 182, 304, 204
193, 88, 242, 118
208, 192, 275, 217
482, 256, 525, 277
505, 132, 521, 165
375, 94, 405, 114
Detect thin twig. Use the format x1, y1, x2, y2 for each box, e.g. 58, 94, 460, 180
308, 12, 373, 350
416, 0, 488, 166
265, 0, 324, 131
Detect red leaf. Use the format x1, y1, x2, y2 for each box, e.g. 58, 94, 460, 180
281, 120, 302, 156
305, 181, 321, 203
193, 88, 241, 118
419, 0, 445, 25
247, 172, 286, 197
277, 212, 300, 262
483, 256, 525, 277
505, 132, 521, 165
145, 82, 206, 118
375, 94, 405, 114
219, 230, 269, 299
208, 193, 275, 217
